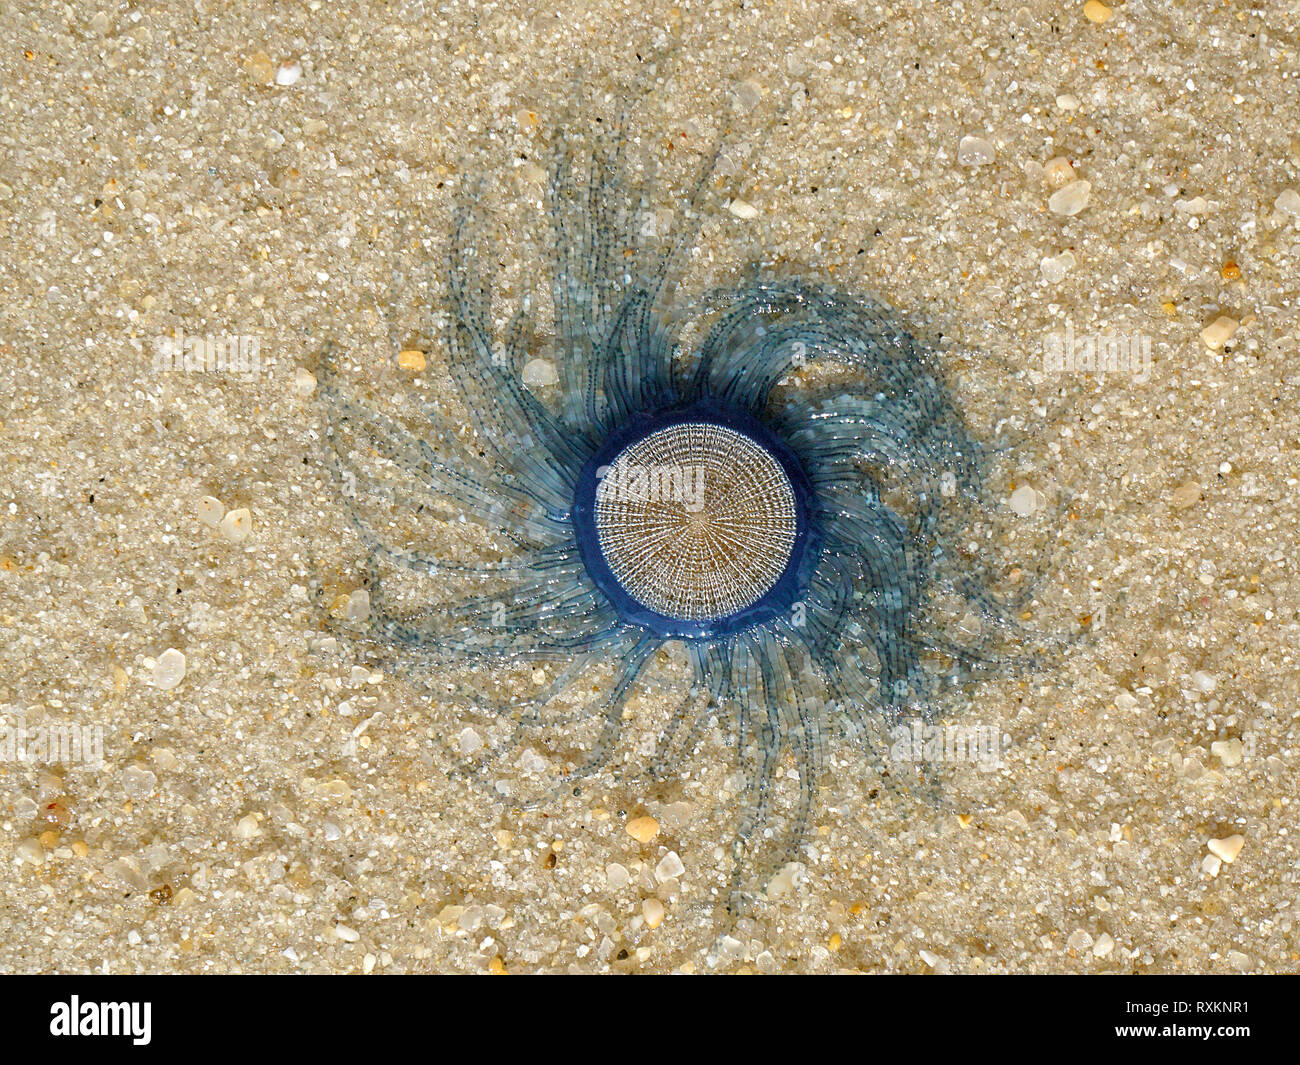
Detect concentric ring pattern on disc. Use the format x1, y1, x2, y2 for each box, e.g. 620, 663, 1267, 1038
593, 422, 798, 621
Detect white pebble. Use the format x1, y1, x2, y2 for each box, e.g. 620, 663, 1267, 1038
1200, 315, 1238, 350
642, 897, 665, 928
1008, 484, 1040, 517
1042, 156, 1075, 188
1055, 93, 1080, 111
605, 862, 629, 888
957, 135, 995, 166
293, 367, 317, 396
655, 851, 685, 883
727, 198, 759, 220
151, 648, 186, 690
219, 507, 252, 542
518, 748, 547, 773
346, 589, 370, 623
1093, 933, 1115, 957
1202, 854, 1222, 877
1048, 179, 1092, 216
1274, 188, 1300, 217
275, 62, 302, 87
335, 923, 360, 942
1191, 670, 1218, 692
735, 78, 763, 110
14, 838, 45, 866
1040, 250, 1076, 283
1067, 929, 1094, 952
766, 861, 804, 897
521, 358, 558, 387
457, 727, 483, 756
1207, 835, 1244, 864
197, 496, 223, 527
1211, 738, 1243, 767
234, 813, 261, 840
122, 764, 157, 797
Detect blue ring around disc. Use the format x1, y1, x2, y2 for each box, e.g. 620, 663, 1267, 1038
572, 398, 824, 640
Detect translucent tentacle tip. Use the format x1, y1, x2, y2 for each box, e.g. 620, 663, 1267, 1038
316, 79, 1064, 915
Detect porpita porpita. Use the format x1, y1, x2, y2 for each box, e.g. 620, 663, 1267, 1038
315, 71, 1055, 910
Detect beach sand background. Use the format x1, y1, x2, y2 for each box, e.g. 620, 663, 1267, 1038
1, 0, 1297, 972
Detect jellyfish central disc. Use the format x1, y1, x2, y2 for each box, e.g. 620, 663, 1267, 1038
593, 422, 798, 621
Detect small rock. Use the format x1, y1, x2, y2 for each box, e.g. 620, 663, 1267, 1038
625, 815, 659, 843
456, 727, 483, 756
346, 589, 370, 623
1200, 315, 1238, 350
15, 838, 45, 866
735, 78, 763, 110
151, 648, 186, 690
105, 857, 147, 891
1191, 670, 1218, 693
244, 50, 275, 85
1207, 835, 1244, 864
1211, 738, 1243, 767
275, 62, 302, 87
1040, 250, 1076, 283
1008, 484, 1041, 517
518, 748, 547, 773
655, 851, 685, 883
1067, 929, 1094, 952
1274, 188, 1300, 217
397, 349, 426, 371
766, 861, 805, 898
642, 897, 665, 928
335, 923, 360, 942
197, 496, 223, 527
234, 813, 261, 841
1049, 179, 1092, 216
1093, 933, 1115, 957
1170, 480, 1201, 509
151, 747, 179, 770
727, 198, 759, 220
219, 507, 252, 542
605, 862, 629, 888
122, 764, 157, 798
1042, 156, 1076, 188
1202, 854, 1222, 877
1083, 1, 1113, 23
521, 358, 558, 387
1055, 93, 1080, 111
293, 367, 317, 396
957, 135, 995, 166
